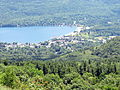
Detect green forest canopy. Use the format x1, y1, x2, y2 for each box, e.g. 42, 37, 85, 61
0, 37, 120, 90
0, 0, 120, 26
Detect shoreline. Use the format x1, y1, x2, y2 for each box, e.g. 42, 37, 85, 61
0, 24, 80, 28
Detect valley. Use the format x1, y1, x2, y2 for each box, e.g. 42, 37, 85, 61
0, 0, 120, 89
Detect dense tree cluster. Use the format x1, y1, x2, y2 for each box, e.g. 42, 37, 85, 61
0, 37, 120, 89
0, 0, 120, 27
93, 37, 120, 58
0, 56, 120, 89
83, 25, 120, 37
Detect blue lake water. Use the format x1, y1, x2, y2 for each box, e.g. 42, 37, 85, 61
0, 26, 76, 43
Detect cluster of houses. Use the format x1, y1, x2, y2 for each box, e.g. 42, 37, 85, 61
3, 25, 117, 51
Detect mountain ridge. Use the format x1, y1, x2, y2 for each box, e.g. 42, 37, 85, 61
0, 0, 120, 27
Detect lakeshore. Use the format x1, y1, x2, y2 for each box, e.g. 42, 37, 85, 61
0, 25, 117, 52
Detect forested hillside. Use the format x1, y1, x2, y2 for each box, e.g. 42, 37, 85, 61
93, 37, 120, 58
0, 0, 120, 89
0, 0, 120, 27
0, 37, 120, 90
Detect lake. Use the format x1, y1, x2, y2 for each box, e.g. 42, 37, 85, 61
0, 26, 76, 43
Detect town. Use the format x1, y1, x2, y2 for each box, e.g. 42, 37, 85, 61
1, 25, 116, 52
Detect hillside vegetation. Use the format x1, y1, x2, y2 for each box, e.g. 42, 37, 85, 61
93, 37, 120, 58
0, 0, 120, 26
0, 0, 120, 89
0, 37, 120, 90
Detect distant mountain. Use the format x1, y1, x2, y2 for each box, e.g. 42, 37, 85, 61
0, 0, 120, 26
